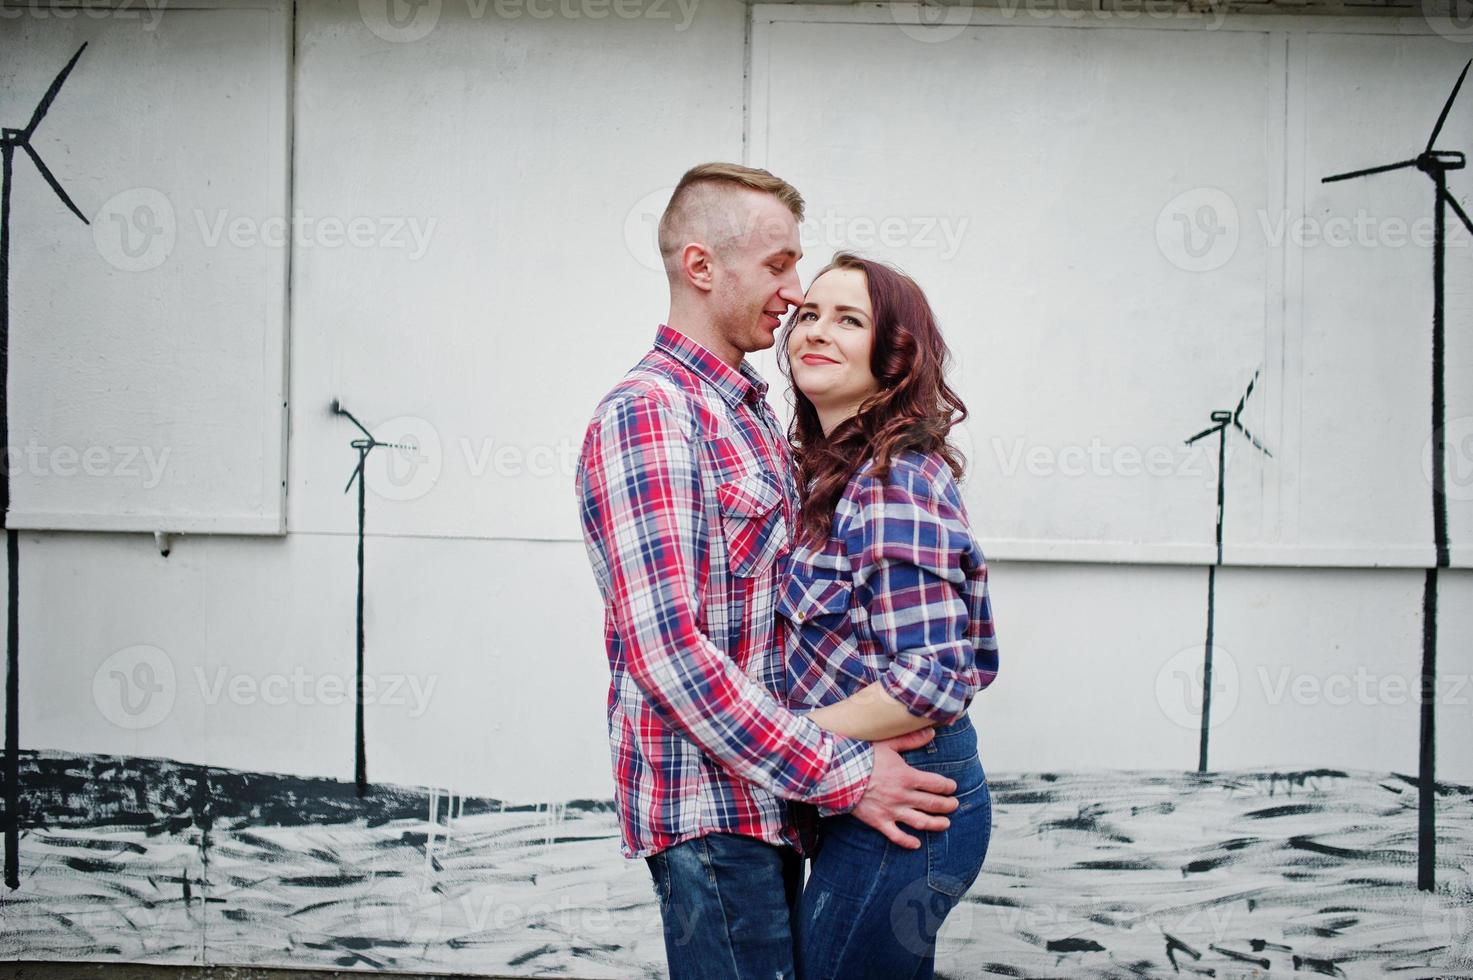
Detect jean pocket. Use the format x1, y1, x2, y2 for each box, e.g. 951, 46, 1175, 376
925, 775, 991, 898
717, 470, 786, 578
645, 852, 672, 909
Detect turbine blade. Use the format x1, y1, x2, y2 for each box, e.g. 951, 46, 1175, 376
1233, 369, 1261, 419
1446, 189, 1473, 238
1321, 159, 1418, 183
1232, 418, 1273, 458
1185, 423, 1223, 445
1427, 58, 1473, 153
343, 456, 366, 495
21, 42, 88, 141
21, 143, 88, 224
335, 405, 374, 441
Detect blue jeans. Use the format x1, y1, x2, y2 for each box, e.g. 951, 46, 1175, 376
796, 716, 991, 980
645, 832, 805, 980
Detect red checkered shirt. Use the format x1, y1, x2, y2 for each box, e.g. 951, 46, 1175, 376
576, 325, 875, 859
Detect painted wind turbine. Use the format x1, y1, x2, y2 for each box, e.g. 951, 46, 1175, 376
332, 400, 414, 796
1321, 57, 1472, 893
1183, 368, 1272, 775
2, 42, 90, 891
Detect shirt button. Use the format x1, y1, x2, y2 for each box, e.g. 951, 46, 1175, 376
795, 611, 807, 622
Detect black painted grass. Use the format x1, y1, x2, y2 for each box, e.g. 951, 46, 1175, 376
2, 752, 1471, 979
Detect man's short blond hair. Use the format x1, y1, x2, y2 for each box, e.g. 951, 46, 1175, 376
657, 162, 805, 268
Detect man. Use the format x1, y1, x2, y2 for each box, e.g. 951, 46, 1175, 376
576, 162, 959, 980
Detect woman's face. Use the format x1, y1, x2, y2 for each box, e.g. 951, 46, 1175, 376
787, 267, 880, 427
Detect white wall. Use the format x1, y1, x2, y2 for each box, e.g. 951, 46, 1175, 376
6, 0, 1472, 811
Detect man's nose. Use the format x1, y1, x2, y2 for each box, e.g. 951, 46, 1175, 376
777, 273, 803, 309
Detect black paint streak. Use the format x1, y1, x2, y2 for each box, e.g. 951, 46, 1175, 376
1072, 858, 1161, 871
1038, 805, 1133, 844
331, 401, 415, 798
1243, 803, 1320, 819
1208, 944, 1270, 968
1321, 59, 1470, 892
0, 41, 90, 892
1046, 937, 1106, 953
1164, 932, 1202, 971
14, 749, 612, 832
1182, 855, 1235, 876
506, 943, 560, 967
1291, 953, 1346, 977
1262, 770, 1347, 795
1286, 835, 1412, 865
1183, 369, 1272, 774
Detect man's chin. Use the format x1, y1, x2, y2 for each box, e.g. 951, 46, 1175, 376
738, 328, 779, 355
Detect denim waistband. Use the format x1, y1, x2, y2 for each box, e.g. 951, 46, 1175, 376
901, 714, 978, 766
931, 714, 974, 739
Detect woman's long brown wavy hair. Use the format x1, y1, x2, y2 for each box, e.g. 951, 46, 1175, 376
779, 252, 969, 547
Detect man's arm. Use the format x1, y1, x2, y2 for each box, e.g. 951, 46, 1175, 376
577, 390, 872, 810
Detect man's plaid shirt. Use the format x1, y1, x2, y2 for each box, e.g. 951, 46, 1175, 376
576, 325, 874, 859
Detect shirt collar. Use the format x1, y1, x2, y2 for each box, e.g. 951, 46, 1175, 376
653, 324, 770, 409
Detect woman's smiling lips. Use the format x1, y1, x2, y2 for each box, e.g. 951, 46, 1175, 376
801, 353, 839, 366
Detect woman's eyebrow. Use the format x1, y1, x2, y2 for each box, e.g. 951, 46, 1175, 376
796, 301, 869, 317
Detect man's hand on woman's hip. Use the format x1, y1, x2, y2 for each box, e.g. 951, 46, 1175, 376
850, 727, 958, 850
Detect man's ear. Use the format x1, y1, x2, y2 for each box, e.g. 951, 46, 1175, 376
681, 243, 715, 293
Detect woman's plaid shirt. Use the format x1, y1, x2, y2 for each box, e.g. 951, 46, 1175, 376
780, 450, 1000, 775
576, 325, 874, 859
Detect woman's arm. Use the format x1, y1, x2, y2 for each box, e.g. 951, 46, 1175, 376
810, 454, 983, 741
806, 681, 937, 742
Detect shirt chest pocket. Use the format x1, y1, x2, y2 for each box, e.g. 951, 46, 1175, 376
716, 470, 787, 578
777, 574, 853, 632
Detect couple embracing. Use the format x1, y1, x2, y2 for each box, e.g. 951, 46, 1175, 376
575, 162, 1001, 980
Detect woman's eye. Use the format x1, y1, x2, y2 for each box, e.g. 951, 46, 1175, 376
841, 315, 861, 327
797, 311, 816, 322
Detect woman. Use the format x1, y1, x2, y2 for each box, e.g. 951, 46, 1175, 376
776, 252, 1000, 980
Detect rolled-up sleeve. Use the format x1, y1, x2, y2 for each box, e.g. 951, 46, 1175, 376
843, 460, 981, 725
578, 391, 873, 811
